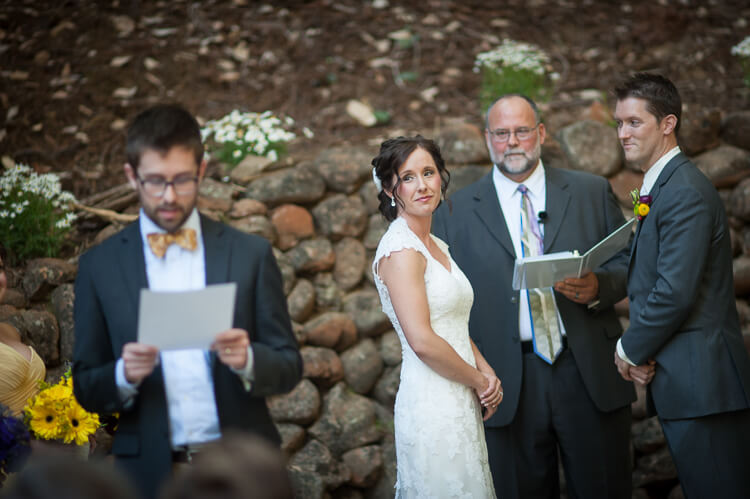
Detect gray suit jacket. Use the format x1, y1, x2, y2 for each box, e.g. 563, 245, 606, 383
433, 167, 635, 427
73, 215, 302, 498
622, 153, 750, 419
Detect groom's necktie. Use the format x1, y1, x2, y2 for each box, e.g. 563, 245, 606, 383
518, 184, 563, 364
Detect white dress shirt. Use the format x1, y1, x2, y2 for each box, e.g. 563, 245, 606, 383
493, 160, 567, 342
616, 146, 681, 365
115, 209, 221, 448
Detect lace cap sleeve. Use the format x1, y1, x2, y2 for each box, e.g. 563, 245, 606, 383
372, 218, 429, 279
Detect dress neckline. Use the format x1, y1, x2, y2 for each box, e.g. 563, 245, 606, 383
397, 217, 453, 274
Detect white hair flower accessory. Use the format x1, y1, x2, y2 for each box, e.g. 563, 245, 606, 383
372, 167, 383, 192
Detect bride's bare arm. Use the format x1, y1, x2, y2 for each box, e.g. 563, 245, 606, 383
378, 248, 488, 393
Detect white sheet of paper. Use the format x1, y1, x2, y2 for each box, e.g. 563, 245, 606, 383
137, 282, 237, 351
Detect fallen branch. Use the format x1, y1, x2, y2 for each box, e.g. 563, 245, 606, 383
72, 202, 138, 224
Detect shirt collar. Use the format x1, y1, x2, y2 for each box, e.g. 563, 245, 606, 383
139, 208, 202, 240
641, 146, 681, 196
492, 158, 546, 199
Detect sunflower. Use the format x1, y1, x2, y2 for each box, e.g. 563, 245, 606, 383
26, 402, 62, 440
62, 403, 99, 446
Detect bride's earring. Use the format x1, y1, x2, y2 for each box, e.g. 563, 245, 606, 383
391, 197, 396, 207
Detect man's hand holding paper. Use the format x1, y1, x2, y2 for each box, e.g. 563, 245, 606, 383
212, 328, 251, 370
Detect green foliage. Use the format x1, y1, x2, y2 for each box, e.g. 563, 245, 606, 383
373, 110, 392, 125
201, 110, 299, 168
0, 164, 77, 263
475, 40, 557, 111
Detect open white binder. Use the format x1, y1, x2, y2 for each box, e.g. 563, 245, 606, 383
512, 218, 635, 290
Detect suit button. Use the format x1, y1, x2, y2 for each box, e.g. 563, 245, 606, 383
510, 296, 518, 304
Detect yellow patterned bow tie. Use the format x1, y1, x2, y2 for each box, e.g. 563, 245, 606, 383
147, 228, 197, 258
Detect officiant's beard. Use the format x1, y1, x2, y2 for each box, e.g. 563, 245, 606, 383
492, 141, 542, 176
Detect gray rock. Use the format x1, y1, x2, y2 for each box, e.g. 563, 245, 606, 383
378, 330, 402, 366
631, 382, 649, 420
359, 181, 381, 215
229, 154, 275, 184
721, 111, 750, 150
433, 120, 489, 164
267, 378, 321, 425
245, 166, 326, 205
342, 289, 391, 338
314, 146, 373, 193
314, 272, 344, 312
633, 446, 678, 487
540, 136, 572, 171
365, 435, 396, 499
286, 238, 336, 274
228, 198, 267, 218
287, 278, 316, 323
272, 248, 296, 296
735, 255, 750, 296
364, 215, 389, 252
288, 466, 325, 499
1, 287, 26, 308
731, 226, 744, 257
695, 144, 750, 189
372, 365, 401, 410
334, 238, 367, 291
730, 177, 750, 222
736, 299, 750, 325
309, 382, 382, 456
289, 439, 350, 489
276, 423, 306, 456
631, 416, 666, 453
11, 309, 60, 366
50, 284, 75, 362
199, 177, 237, 200
301, 346, 345, 388
557, 120, 622, 176
678, 107, 721, 156
312, 194, 368, 239
667, 483, 686, 499
342, 445, 383, 488
227, 215, 277, 244
341, 339, 384, 394
445, 165, 491, 198
608, 168, 644, 209
22, 258, 77, 302
303, 312, 355, 349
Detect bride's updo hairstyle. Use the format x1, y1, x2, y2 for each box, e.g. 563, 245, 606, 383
371, 135, 450, 222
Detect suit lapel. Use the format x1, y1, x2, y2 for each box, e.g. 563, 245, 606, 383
627, 153, 690, 271
119, 222, 149, 344
201, 214, 230, 285
472, 173, 516, 258
542, 168, 571, 252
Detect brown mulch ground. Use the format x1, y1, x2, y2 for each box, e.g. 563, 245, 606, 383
2, 0, 748, 201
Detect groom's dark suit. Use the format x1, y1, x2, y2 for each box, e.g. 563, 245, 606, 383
433, 167, 635, 498
622, 153, 750, 497
73, 214, 302, 499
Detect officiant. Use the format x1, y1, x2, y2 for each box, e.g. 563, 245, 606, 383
433, 94, 638, 499
72, 104, 302, 499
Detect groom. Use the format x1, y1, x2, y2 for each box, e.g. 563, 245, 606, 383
73, 104, 302, 499
433, 94, 635, 499
613, 73, 750, 497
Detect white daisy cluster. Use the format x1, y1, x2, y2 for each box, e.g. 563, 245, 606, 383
731, 36, 750, 58
0, 164, 77, 226
201, 110, 300, 165
0, 163, 78, 260
474, 40, 552, 76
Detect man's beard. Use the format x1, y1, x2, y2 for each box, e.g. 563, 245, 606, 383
492, 142, 541, 176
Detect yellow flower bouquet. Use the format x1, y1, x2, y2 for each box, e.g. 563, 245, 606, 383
23, 371, 100, 446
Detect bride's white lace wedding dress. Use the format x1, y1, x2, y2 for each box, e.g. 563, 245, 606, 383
373, 217, 496, 499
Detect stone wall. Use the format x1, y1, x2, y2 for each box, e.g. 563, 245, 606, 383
2, 104, 750, 498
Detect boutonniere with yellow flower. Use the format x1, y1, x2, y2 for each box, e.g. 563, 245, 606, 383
23, 370, 100, 446
631, 189, 652, 221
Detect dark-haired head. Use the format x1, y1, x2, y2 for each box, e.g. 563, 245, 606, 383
371, 135, 450, 222
126, 104, 204, 171
614, 73, 681, 134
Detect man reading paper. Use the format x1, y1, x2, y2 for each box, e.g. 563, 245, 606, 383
72, 105, 302, 499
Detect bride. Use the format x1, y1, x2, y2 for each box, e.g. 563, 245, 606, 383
371, 136, 501, 498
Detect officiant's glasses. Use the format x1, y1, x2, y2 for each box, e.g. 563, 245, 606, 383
136, 175, 199, 197
488, 124, 540, 143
